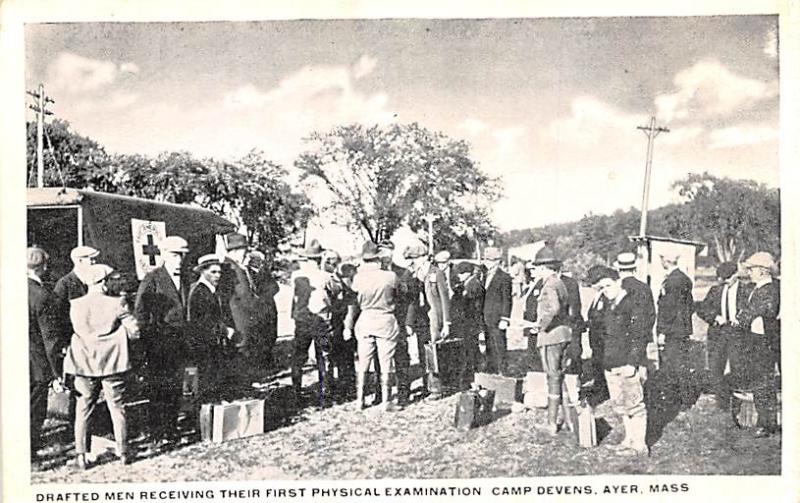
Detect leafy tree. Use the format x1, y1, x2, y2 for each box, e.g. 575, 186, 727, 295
296, 123, 502, 251
671, 172, 780, 261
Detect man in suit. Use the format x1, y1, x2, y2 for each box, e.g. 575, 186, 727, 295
403, 244, 431, 398
406, 243, 451, 399
451, 261, 485, 387
696, 261, 752, 409
53, 246, 100, 347
434, 250, 459, 298
187, 255, 232, 402
134, 235, 190, 444
246, 250, 280, 368
482, 247, 512, 375
528, 247, 573, 435
656, 251, 695, 410
737, 252, 781, 437
28, 246, 64, 463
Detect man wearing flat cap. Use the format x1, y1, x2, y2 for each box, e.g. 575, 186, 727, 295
696, 261, 752, 409
53, 245, 101, 348
482, 246, 512, 376
187, 255, 231, 402
134, 235, 190, 444
528, 246, 572, 435
290, 239, 336, 407
655, 251, 695, 410
737, 252, 781, 437
434, 250, 458, 299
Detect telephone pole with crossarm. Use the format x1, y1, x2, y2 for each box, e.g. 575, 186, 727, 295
27, 83, 55, 188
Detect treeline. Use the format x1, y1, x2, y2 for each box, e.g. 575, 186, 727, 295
501, 173, 780, 277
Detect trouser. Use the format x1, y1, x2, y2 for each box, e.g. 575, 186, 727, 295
540, 342, 570, 396
485, 327, 507, 375
73, 374, 127, 456
292, 318, 335, 405
707, 326, 744, 404
461, 333, 480, 388
149, 362, 182, 440
746, 335, 779, 430
394, 331, 411, 399
659, 337, 693, 406
30, 380, 50, 454
331, 329, 356, 395
605, 366, 648, 449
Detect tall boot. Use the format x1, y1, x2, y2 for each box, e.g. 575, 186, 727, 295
546, 396, 560, 435
396, 368, 410, 406
355, 372, 366, 410
626, 413, 648, 456
381, 373, 398, 412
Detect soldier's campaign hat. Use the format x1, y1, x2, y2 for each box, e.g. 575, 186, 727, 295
531, 246, 560, 266
613, 252, 637, 271
743, 252, 777, 272
193, 254, 222, 272
483, 247, 503, 261
70, 245, 100, 262
361, 241, 382, 260
225, 233, 248, 251
298, 239, 324, 259
88, 264, 115, 285
434, 250, 451, 263
585, 264, 618, 285
403, 243, 428, 259
454, 261, 474, 275
160, 236, 189, 254
716, 261, 737, 281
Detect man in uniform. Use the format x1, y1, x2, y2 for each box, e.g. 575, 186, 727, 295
528, 247, 572, 435
28, 246, 64, 465
696, 261, 751, 409
290, 240, 335, 407
737, 252, 780, 437
482, 247, 512, 375
407, 243, 451, 399
655, 251, 695, 410
134, 236, 190, 445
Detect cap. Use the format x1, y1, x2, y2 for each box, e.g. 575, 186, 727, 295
225, 233, 248, 251
70, 245, 100, 262
160, 236, 189, 254
454, 261, 474, 275
743, 252, 777, 271
613, 252, 637, 271
403, 243, 428, 259
483, 247, 502, 261
585, 265, 618, 285
88, 263, 115, 285
434, 250, 451, 263
716, 261, 737, 281
193, 254, 223, 273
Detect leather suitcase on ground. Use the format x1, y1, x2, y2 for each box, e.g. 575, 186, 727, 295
522, 372, 547, 408
473, 372, 521, 407
454, 389, 495, 431
200, 399, 265, 443
46, 388, 74, 421
424, 338, 464, 391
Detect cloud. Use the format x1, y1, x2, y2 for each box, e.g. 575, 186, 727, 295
659, 126, 704, 146
492, 126, 526, 153
763, 28, 778, 59
707, 124, 778, 149
458, 118, 489, 136
655, 59, 778, 122
107, 91, 139, 109
47, 52, 139, 94
548, 96, 646, 147
352, 55, 377, 80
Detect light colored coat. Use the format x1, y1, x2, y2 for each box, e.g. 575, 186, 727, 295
64, 292, 131, 377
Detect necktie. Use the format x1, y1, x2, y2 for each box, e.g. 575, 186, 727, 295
720, 284, 729, 323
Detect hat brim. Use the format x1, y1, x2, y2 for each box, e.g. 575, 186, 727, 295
613, 261, 636, 270
531, 258, 560, 266
193, 261, 222, 272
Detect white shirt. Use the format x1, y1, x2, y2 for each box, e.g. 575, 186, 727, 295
198, 275, 217, 295
28, 271, 43, 284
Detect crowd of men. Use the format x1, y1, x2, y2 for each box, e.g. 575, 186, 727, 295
28, 230, 782, 468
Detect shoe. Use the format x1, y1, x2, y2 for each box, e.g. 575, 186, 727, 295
120, 454, 133, 465
544, 423, 558, 436
621, 445, 649, 457
382, 402, 400, 413
753, 427, 772, 438
74, 454, 88, 471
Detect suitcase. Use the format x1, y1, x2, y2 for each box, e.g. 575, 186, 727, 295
474, 372, 521, 407
522, 372, 547, 409
200, 399, 265, 443
454, 389, 495, 431
424, 339, 464, 392
46, 388, 73, 421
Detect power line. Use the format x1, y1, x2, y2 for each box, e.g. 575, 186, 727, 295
27, 82, 54, 188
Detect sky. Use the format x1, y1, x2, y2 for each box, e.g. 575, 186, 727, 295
25, 16, 780, 234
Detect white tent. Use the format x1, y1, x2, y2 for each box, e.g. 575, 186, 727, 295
507, 240, 547, 264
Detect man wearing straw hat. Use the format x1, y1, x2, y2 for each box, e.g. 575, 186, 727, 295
737, 251, 781, 437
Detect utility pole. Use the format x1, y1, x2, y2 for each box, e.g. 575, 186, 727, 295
636, 117, 669, 237
27, 83, 54, 188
